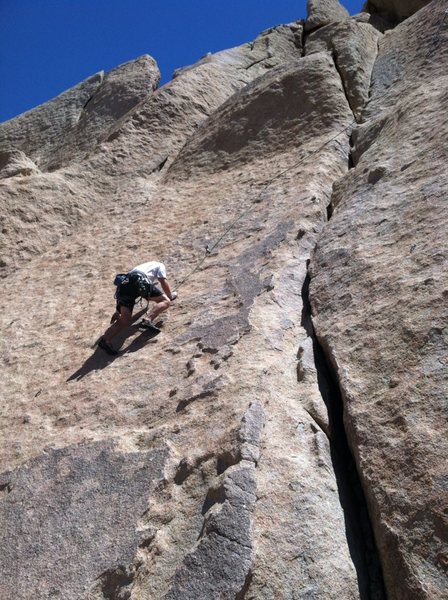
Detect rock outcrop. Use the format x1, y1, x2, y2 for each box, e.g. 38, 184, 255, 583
305, 19, 381, 119
305, 0, 350, 31
0, 56, 160, 171
363, 0, 432, 20
0, 1, 446, 599
0, 23, 302, 273
0, 149, 40, 179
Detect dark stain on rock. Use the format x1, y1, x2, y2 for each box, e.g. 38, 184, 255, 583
0, 440, 168, 600
201, 483, 227, 516
177, 221, 294, 352
164, 464, 257, 599
367, 166, 388, 185
174, 457, 195, 485
98, 565, 134, 600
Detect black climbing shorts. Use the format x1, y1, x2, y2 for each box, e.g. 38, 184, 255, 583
116, 283, 163, 313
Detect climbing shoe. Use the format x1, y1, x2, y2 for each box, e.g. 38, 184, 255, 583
98, 337, 118, 355
139, 319, 161, 334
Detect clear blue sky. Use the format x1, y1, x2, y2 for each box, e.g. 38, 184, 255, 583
0, 0, 364, 122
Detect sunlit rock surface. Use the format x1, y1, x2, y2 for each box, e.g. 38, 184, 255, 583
0, 0, 446, 598
310, 2, 448, 599
305, 0, 350, 31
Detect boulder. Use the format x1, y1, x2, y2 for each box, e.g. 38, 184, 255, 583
305, 0, 350, 31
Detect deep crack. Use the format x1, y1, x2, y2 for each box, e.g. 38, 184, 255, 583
331, 48, 358, 122
301, 266, 386, 600
235, 569, 253, 600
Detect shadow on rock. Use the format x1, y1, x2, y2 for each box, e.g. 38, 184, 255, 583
67, 308, 160, 381
121, 329, 160, 354
67, 346, 118, 381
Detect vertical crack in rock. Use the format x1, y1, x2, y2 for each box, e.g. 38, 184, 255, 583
301, 267, 386, 600
235, 570, 253, 600
331, 49, 357, 120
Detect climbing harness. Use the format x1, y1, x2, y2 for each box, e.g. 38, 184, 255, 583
114, 271, 150, 297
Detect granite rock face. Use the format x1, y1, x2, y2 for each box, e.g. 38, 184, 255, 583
0, 23, 302, 274
0, 149, 40, 178
0, 55, 160, 171
0, 1, 447, 599
310, 2, 448, 599
0, 441, 168, 600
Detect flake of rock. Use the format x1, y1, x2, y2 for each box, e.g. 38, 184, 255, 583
93, 22, 303, 180
352, 11, 396, 32
239, 401, 265, 447
166, 52, 352, 178
0, 150, 40, 178
164, 463, 256, 600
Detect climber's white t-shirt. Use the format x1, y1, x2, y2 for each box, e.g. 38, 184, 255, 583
131, 261, 167, 284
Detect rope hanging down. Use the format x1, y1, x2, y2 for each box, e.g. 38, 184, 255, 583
175, 119, 355, 289
174, 4, 447, 290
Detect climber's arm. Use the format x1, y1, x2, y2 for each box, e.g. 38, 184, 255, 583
158, 277, 175, 300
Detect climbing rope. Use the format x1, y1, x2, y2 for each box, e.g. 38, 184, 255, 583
174, 119, 355, 289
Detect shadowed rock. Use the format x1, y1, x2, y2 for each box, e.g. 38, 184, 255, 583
363, 0, 431, 20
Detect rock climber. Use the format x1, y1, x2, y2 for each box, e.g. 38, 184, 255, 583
98, 261, 177, 355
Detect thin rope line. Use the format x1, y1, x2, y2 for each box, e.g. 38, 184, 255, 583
175, 120, 354, 288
